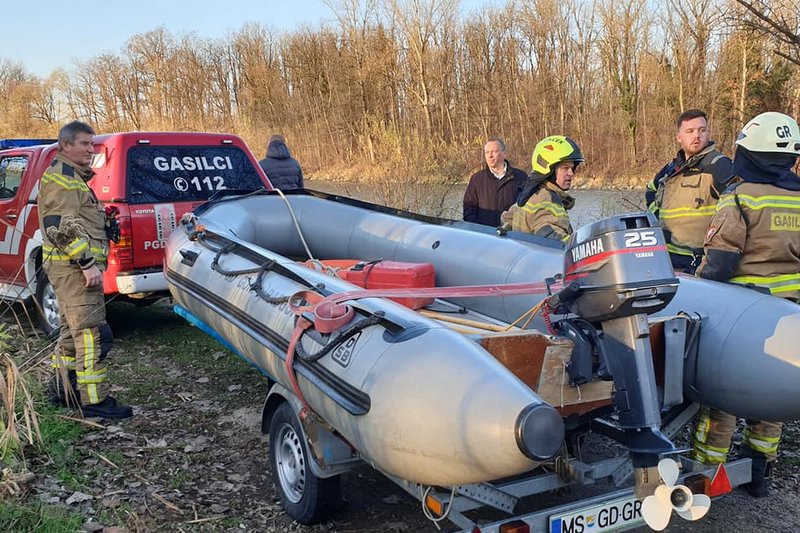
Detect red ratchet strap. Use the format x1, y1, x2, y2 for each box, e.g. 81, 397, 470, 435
285, 290, 354, 414
324, 280, 550, 307
283, 281, 552, 412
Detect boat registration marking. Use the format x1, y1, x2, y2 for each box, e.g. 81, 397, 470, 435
549, 494, 643, 533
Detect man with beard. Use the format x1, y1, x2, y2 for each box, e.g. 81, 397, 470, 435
647, 109, 734, 272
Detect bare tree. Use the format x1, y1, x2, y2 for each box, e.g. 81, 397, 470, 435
596, 0, 651, 160
734, 0, 800, 66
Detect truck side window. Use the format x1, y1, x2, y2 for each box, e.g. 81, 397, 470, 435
0, 156, 28, 200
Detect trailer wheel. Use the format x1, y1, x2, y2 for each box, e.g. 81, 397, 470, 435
269, 402, 341, 524
34, 270, 60, 338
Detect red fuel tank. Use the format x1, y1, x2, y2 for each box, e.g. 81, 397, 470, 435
306, 260, 436, 309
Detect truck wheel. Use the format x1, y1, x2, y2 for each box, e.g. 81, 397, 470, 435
34, 270, 60, 338
269, 402, 341, 524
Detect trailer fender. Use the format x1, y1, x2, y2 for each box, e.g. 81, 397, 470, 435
262, 382, 357, 479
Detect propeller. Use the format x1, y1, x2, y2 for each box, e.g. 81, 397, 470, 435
640, 458, 711, 531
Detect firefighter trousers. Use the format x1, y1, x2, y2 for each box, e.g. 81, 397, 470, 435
692, 405, 782, 463
45, 261, 113, 406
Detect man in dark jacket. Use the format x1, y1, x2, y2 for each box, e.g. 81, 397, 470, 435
259, 134, 304, 190
463, 138, 528, 226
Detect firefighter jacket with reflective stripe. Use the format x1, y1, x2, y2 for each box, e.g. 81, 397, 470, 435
697, 181, 800, 302
37, 155, 108, 269
646, 142, 734, 261
501, 180, 574, 240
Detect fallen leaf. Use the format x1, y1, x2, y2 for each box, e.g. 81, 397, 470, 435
66, 491, 93, 505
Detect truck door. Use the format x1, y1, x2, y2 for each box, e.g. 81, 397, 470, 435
124, 144, 267, 268
0, 154, 34, 288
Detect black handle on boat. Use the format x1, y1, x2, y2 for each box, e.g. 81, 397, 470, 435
544, 281, 582, 312
179, 249, 199, 267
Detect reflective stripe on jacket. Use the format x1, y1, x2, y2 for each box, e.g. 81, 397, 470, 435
698, 182, 800, 301
502, 181, 573, 240
647, 143, 733, 259
37, 155, 108, 267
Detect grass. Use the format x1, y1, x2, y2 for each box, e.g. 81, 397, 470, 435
0, 500, 84, 532
0, 302, 268, 532
36, 405, 84, 461
33, 406, 88, 490
167, 468, 194, 490
96, 501, 137, 530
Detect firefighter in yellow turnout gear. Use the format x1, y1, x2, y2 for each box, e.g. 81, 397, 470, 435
500, 135, 582, 240
646, 109, 734, 273
39, 121, 133, 419
694, 111, 800, 497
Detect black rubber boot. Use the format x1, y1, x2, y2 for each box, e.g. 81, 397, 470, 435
47, 372, 80, 407
741, 451, 773, 498
80, 396, 133, 419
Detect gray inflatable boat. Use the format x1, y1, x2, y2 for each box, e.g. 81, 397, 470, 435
164, 189, 800, 489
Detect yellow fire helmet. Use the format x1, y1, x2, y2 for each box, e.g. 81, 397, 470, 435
531, 135, 585, 176
736, 112, 800, 155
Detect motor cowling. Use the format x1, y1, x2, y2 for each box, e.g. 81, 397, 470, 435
563, 213, 678, 322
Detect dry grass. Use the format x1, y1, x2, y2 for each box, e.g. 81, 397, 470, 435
0, 324, 49, 502
0, 353, 43, 460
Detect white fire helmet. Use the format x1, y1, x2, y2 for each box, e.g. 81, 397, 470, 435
736, 112, 800, 155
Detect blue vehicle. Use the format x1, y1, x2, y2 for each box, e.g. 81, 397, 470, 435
0, 139, 57, 150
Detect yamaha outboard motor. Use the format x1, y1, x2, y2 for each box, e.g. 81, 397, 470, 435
552, 212, 679, 470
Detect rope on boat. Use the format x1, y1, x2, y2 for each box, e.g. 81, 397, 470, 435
210, 243, 263, 276
504, 299, 548, 331
283, 281, 554, 413
294, 315, 383, 362
274, 187, 317, 261
250, 262, 292, 304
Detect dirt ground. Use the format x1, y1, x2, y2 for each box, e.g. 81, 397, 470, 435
16, 301, 800, 532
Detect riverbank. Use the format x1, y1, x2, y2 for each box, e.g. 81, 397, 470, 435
305, 179, 646, 224
305, 163, 652, 192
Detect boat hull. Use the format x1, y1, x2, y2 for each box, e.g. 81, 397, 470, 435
166, 227, 564, 486
170, 191, 800, 436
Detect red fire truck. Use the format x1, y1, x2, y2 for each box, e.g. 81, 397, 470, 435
0, 132, 270, 335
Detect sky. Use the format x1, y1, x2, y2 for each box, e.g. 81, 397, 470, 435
1, 0, 487, 78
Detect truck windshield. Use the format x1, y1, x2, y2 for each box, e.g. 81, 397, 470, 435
126, 145, 265, 204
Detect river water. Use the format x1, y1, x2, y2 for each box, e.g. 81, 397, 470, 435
306, 180, 646, 229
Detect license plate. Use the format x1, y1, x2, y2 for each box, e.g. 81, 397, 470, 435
549, 494, 644, 532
